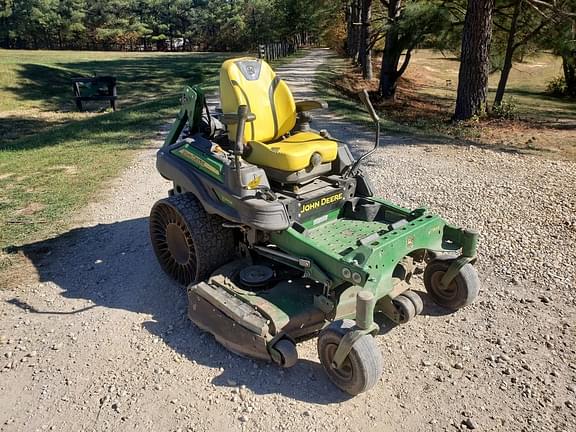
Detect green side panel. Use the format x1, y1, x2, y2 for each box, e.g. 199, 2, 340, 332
171, 144, 224, 183
163, 85, 206, 147
181, 86, 198, 120
214, 190, 235, 208
164, 108, 188, 147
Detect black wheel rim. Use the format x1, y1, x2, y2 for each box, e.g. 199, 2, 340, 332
150, 203, 197, 285
396, 303, 408, 322
325, 343, 354, 382
430, 270, 458, 302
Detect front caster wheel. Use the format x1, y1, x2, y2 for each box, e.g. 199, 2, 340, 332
317, 320, 383, 395
400, 290, 424, 316
392, 295, 417, 324
424, 260, 480, 310
271, 339, 298, 368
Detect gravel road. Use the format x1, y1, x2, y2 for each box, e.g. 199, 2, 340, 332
1, 49, 575, 432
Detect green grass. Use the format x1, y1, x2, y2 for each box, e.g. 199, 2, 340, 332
0, 49, 305, 254
408, 50, 575, 123
0, 49, 230, 142
0, 97, 178, 249
0, 49, 232, 251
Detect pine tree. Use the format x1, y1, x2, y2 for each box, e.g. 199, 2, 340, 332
454, 0, 495, 120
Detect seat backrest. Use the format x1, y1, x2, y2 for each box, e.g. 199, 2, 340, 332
220, 57, 296, 143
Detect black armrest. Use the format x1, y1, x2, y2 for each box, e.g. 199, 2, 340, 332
219, 112, 256, 125
295, 100, 328, 112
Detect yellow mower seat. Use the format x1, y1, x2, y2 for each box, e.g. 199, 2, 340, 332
220, 57, 337, 172
246, 132, 338, 172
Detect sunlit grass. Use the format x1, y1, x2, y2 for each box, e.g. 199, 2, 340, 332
0, 49, 303, 250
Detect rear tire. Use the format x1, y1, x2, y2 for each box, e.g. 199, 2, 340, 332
317, 320, 383, 395
149, 193, 235, 285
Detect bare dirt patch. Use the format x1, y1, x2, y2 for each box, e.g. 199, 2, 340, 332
45, 165, 78, 175
15, 202, 46, 216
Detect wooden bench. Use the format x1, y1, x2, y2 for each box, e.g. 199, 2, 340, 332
72, 76, 117, 111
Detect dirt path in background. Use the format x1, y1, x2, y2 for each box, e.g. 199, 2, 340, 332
1, 49, 575, 432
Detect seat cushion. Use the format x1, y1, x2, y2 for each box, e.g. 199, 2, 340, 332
245, 132, 338, 172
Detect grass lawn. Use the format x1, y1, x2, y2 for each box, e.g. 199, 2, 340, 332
0, 50, 228, 142
0, 50, 234, 260
0, 48, 305, 264
317, 50, 576, 160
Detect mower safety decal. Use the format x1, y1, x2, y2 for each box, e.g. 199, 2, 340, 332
299, 191, 344, 216
172, 145, 224, 182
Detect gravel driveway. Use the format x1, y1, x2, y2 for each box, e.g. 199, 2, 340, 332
1, 49, 575, 432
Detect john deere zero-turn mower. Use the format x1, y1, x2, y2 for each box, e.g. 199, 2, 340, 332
150, 57, 480, 395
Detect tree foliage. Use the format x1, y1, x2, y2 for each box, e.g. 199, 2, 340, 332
0, 0, 325, 50
337, 0, 575, 114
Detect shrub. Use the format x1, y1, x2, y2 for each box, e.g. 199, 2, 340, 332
546, 76, 567, 96
491, 97, 519, 120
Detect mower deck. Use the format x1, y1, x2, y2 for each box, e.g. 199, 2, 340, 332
186, 199, 476, 363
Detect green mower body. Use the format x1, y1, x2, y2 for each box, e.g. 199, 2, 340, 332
150, 59, 480, 395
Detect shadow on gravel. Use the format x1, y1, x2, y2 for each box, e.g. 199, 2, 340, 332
9, 218, 353, 404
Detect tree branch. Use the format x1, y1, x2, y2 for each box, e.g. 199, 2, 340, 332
493, 20, 512, 32
395, 47, 413, 78
513, 20, 548, 48
527, 0, 576, 18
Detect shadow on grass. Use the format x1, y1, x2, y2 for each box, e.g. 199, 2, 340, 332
0, 95, 182, 248
4, 53, 227, 112
9, 219, 351, 404
4, 64, 80, 111
0, 96, 177, 152
0, 116, 71, 143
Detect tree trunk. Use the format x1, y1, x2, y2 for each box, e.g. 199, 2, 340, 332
0, 17, 9, 48
379, 34, 401, 98
350, 0, 361, 63
454, 0, 495, 120
564, 20, 576, 97
563, 54, 576, 97
378, 0, 402, 99
493, 0, 522, 107
359, 0, 373, 80
346, 3, 354, 55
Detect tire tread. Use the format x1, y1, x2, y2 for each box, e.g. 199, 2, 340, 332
150, 193, 235, 285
